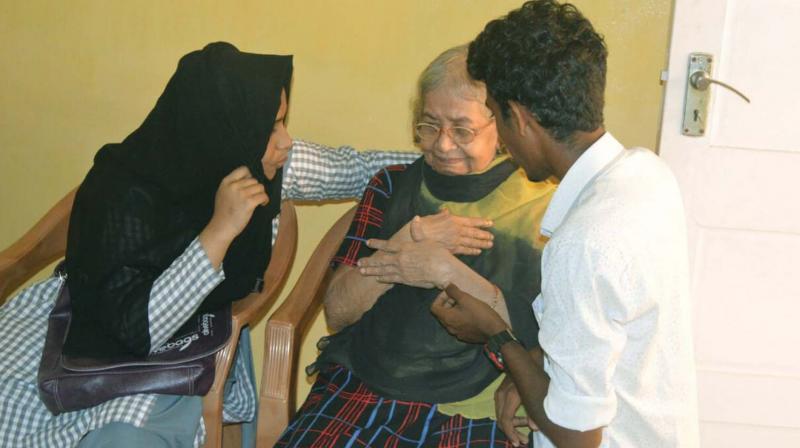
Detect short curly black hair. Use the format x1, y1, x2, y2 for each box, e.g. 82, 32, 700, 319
468, 0, 607, 142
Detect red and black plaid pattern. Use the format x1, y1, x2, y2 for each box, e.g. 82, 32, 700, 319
331, 164, 409, 268
276, 365, 519, 448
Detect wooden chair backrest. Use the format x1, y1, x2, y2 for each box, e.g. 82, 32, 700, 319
257, 205, 357, 447
204, 200, 298, 448
0, 189, 76, 302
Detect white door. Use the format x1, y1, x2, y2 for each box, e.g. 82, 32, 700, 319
658, 0, 800, 446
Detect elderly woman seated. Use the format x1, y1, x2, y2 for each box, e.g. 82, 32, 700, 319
276, 45, 555, 447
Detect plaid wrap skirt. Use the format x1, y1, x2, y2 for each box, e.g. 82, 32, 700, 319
276, 365, 522, 448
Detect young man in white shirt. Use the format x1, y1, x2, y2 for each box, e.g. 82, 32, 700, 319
431, 1, 700, 447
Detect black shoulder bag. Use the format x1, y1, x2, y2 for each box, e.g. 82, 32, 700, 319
37, 271, 231, 415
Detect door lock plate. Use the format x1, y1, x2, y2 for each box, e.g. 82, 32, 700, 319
682, 53, 713, 136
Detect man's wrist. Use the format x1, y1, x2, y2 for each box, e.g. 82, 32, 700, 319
485, 328, 521, 370
486, 318, 508, 337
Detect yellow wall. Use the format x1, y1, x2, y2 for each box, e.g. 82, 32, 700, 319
0, 0, 672, 406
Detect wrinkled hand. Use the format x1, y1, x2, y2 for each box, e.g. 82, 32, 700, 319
430, 284, 507, 344
495, 375, 539, 447
358, 239, 453, 289
409, 209, 494, 256
207, 166, 269, 241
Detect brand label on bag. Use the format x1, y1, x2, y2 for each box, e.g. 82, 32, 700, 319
152, 334, 199, 354
151, 313, 217, 355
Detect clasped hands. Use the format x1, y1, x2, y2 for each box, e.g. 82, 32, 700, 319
356, 209, 494, 288
357, 208, 509, 342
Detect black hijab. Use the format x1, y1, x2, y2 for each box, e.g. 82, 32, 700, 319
64, 42, 293, 357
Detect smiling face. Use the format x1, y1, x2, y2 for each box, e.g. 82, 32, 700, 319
261, 88, 292, 180
418, 87, 498, 176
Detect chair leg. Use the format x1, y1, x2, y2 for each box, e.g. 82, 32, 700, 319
222, 424, 242, 448
203, 392, 224, 448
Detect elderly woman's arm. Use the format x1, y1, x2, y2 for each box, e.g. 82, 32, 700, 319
281, 139, 419, 201
358, 238, 512, 327
324, 266, 391, 332
324, 214, 495, 332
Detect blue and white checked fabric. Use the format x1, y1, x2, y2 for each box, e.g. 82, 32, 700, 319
148, 238, 225, 350
0, 141, 417, 447
0, 276, 154, 447
282, 139, 419, 202
271, 140, 419, 241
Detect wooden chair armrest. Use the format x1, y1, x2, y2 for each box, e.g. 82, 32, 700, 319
231, 200, 298, 323
0, 188, 76, 302
203, 200, 298, 448
256, 205, 356, 447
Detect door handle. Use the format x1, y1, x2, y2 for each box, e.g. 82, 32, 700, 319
681, 52, 751, 137
689, 71, 751, 103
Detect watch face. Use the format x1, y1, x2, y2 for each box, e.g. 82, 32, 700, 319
484, 344, 505, 371
485, 329, 519, 372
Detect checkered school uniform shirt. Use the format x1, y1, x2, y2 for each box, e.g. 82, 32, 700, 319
0, 140, 418, 447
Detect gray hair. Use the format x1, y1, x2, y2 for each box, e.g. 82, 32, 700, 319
412, 44, 490, 142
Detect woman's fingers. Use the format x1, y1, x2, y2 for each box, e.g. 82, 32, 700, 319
511, 416, 528, 426
206, 166, 271, 242
457, 215, 494, 229
240, 181, 266, 197
459, 236, 493, 249
224, 165, 253, 183
358, 265, 391, 276
358, 266, 404, 285
232, 177, 260, 189
237, 181, 269, 206
415, 211, 494, 255
494, 377, 528, 447
409, 216, 425, 241
452, 246, 482, 256
461, 226, 494, 241
366, 238, 400, 252
375, 275, 401, 284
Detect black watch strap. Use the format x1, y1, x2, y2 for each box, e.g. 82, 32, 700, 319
484, 328, 520, 371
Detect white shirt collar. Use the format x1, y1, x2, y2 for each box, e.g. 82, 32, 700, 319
540, 132, 624, 237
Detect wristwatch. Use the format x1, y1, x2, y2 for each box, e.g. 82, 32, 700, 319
484, 328, 520, 371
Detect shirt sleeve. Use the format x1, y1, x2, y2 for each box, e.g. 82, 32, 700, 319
330, 164, 409, 267
281, 139, 418, 201
147, 237, 226, 352
534, 240, 640, 431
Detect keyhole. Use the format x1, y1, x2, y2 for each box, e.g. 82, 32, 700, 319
693, 109, 700, 122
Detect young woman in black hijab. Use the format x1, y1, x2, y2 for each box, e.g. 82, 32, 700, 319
64, 41, 292, 358
0, 41, 301, 447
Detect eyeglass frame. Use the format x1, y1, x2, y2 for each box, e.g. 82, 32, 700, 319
414, 117, 496, 146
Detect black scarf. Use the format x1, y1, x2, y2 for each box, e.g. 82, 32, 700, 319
63, 42, 292, 358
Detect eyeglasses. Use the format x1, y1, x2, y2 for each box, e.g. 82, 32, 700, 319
414, 118, 495, 146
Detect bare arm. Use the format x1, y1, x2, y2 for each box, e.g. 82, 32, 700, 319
323, 221, 414, 332
324, 265, 391, 332
431, 285, 603, 448
150, 166, 268, 350
502, 344, 602, 447
199, 166, 269, 269
360, 238, 511, 327
281, 139, 418, 201
324, 211, 495, 332
434, 251, 511, 327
